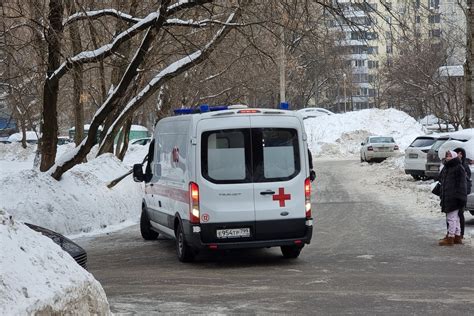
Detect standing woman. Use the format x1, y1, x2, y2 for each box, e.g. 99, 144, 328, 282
438, 150, 467, 246
453, 147, 472, 241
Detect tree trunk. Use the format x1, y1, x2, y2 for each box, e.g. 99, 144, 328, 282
67, 0, 85, 146
117, 118, 132, 161
88, 23, 107, 104
40, 0, 63, 172
466, 0, 473, 128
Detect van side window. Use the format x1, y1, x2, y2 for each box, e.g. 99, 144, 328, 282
201, 129, 251, 183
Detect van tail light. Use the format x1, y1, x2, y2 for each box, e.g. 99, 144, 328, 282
305, 178, 311, 219
189, 182, 200, 224
394, 145, 399, 150
367, 146, 373, 151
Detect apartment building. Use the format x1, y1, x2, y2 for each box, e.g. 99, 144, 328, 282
328, 0, 466, 111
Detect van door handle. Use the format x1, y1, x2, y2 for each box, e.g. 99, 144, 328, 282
260, 190, 275, 195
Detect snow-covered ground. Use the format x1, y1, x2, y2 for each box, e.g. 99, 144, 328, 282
0, 210, 110, 315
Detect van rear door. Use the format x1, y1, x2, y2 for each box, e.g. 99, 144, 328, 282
197, 117, 256, 242
250, 116, 307, 240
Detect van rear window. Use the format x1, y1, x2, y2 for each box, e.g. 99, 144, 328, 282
201, 128, 300, 184
201, 129, 251, 183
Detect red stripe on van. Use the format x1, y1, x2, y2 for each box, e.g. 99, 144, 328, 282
145, 184, 189, 204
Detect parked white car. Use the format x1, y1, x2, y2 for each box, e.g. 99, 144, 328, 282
296, 107, 334, 119
404, 135, 438, 180
360, 136, 399, 162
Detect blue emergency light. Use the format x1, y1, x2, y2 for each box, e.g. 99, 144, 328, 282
173, 105, 229, 115
280, 102, 289, 110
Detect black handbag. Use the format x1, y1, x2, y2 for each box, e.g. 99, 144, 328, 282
432, 182, 441, 196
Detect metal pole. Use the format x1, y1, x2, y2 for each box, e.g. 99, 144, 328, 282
343, 73, 347, 112
279, 25, 286, 104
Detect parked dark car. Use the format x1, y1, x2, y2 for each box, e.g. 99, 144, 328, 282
425, 131, 473, 180
425, 137, 450, 180
24, 223, 87, 269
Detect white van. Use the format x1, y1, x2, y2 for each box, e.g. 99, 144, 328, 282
133, 106, 313, 262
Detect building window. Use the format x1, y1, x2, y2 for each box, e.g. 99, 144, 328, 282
367, 46, 379, 54
428, 14, 440, 23
386, 45, 393, 54
429, 0, 440, 10
429, 29, 441, 37
416, 16, 421, 23
354, 60, 365, 67
351, 31, 367, 40
368, 60, 379, 69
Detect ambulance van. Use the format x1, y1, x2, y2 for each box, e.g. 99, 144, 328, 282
133, 105, 313, 262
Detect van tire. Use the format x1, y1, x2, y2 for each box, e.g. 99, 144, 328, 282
140, 208, 158, 240
281, 245, 302, 259
176, 222, 195, 262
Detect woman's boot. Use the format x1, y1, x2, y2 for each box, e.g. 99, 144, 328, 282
438, 236, 454, 246
454, 235, 463, 244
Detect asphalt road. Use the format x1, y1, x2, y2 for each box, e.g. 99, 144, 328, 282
79, 160, 474, 315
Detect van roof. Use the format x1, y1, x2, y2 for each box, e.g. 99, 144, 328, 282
172, 107, 298, 119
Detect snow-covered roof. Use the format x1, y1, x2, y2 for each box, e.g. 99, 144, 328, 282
438, 65, 464, 77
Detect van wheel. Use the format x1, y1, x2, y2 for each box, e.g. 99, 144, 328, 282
411, 174, 421, 181
281, 245, 302, 259
176, 222, 195, 262
140, 208, 158, 240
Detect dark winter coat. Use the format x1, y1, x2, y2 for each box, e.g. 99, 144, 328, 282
463, 160, 472, 195
439, 158, 467, 213
454, 147, 472, 194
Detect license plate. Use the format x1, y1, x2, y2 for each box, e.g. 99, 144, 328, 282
409, 153, 418, 158
377, 147, 389, 152
216, 228, 250, 239
430, 166, 438, 171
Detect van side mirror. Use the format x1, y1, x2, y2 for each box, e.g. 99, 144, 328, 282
133, 164, 144, 182
361, 142, 365, 146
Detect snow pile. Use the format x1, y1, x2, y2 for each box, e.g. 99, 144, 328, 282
7, 131, 39, 143
0, 210, 110, 315
0, 142, 37, 161
304, 108, 425, 157
358, 157, 442, 218
0, 153, 143, 236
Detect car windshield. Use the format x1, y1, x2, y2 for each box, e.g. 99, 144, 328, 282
409, 137, 436, 147
370, 137, 394, 143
